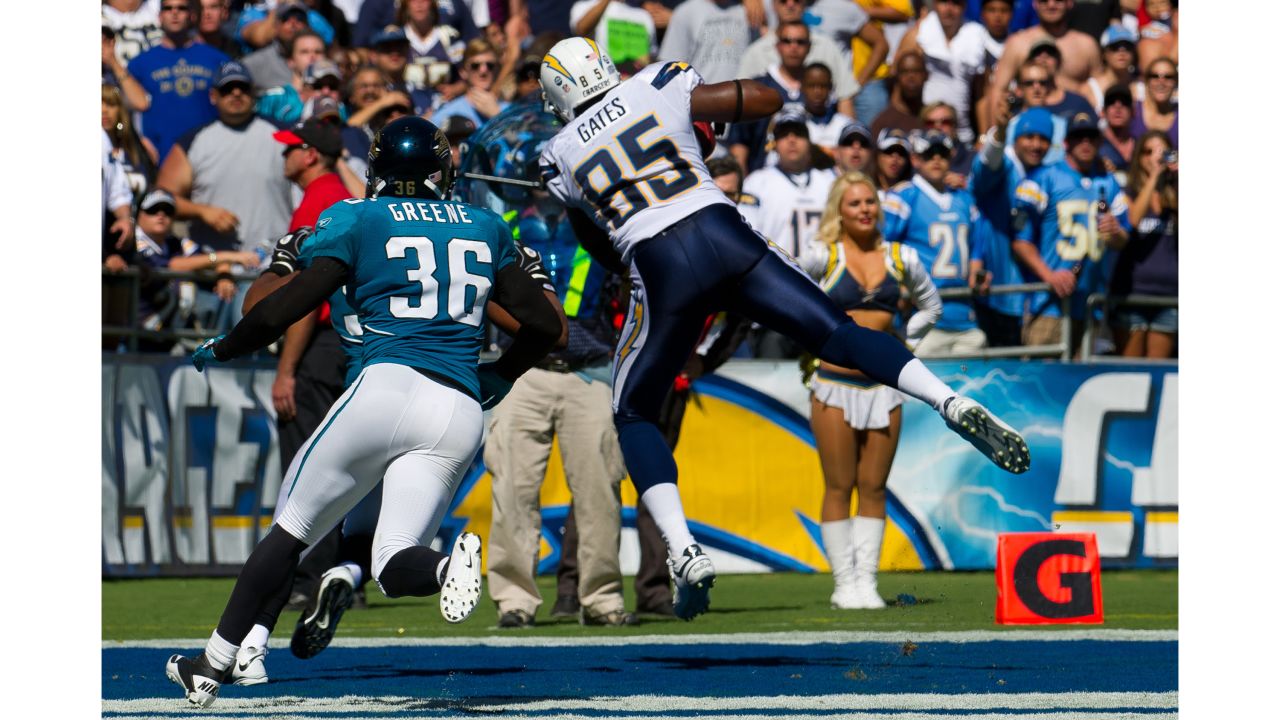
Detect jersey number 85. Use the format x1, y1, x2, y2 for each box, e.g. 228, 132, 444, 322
572, 114, 697, 230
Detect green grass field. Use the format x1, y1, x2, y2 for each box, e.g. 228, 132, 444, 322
102, 569, 1176, 640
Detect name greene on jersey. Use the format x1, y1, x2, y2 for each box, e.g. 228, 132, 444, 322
384, 200, 475, 225
575, 97, 629, 144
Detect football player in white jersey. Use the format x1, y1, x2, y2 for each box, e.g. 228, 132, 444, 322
741, 112, 837, 259
536, 37, 1031, 622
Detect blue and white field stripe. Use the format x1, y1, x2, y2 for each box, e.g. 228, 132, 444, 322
103, 630, 1176, 718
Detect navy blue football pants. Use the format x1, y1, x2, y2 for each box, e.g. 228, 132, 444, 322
612, 203, 917, 496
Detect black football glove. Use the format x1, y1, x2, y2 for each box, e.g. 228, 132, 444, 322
514, 242, 554, 292
267, 226, 313, 277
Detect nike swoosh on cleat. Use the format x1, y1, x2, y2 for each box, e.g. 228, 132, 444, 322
237, 662, 250, 671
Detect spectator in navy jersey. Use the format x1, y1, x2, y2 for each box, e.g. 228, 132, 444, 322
126, 0, 230, 161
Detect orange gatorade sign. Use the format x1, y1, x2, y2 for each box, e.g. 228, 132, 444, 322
995, 533, 1104, 625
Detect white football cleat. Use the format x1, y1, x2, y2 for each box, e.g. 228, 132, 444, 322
668, 544, 716, 621
942, 396, 1031, 474
229, 645, 268, 686
440, 532, 483, 624
165, 653, 224, 708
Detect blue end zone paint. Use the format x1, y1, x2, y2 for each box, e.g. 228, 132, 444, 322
693, 376, 944, 571
103, 640, 1175, 705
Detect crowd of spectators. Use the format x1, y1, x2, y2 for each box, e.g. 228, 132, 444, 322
102, 0, 1178, 360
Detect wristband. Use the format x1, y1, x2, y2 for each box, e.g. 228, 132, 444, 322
733, 80, 743, 123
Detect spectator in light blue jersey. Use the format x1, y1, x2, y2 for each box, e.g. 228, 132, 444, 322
1012, 112, 1131, 357
968, 104, 1052, 347
882, 130, 986, 357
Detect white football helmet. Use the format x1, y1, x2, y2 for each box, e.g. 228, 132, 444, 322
539, 37, 620, 122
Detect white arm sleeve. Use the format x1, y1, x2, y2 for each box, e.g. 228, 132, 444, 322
896, 244, 942, 349
796, 237, 834, 281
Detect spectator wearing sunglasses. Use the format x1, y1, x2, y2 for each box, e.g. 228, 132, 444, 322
1004, 59, 1070, 164
125, 0, 231, 162
1131, 57, 1176, 147
739, 0, 858, 119
984, 0, 1103, 131
255, 31, 329, 124
1083, 25, 1137, 114
430, 39, 509, 126
1097, 84, 1134, 180
1024, 39, 1095, 123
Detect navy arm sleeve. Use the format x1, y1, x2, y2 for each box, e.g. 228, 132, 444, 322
488, 263, 564, 381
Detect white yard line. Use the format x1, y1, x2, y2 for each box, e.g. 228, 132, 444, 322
104, 628, 1177, 649
103, 691, 1179, 718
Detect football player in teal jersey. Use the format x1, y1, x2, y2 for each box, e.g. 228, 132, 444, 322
165, 117, 564, 709
1012, 112, 1131, 356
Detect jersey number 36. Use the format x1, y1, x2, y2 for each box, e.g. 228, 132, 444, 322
386, 235, 492, 327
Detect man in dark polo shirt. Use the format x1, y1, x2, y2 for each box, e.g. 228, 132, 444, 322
270, 116, 354, 615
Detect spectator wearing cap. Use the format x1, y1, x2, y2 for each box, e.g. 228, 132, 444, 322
1011, 111, 1130, 356
984, 0, 1102, 132
441, 115, 478, 167
873, 128, 912, 195
738, 0, 859, 119
880, 129, 986, 357
132, 188, 261, 344
895, 0, 995, 145
570, 0, 658, 73
1131, 57, 1177, 148
1083, 25, 1137, 113
834, 122, 873, 175
255, 31, 328, 124
967, 101, 1052, 348
274, 117, 352, 230
124, 0, 231, 162
740, 113, 836, 358
240, 2, 318, 95
869, 50, 927, 141
430, 39, 510, 126
157, 60, 293, 327
920, 101, 975, 188
369, 26, 437, 114
239, 1, 335, 52
1097, 84, 1134, 179
195, 0, 241, 59
102, 0, 164, 66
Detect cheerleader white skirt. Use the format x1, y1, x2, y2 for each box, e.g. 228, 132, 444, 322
810, 368, 905, 430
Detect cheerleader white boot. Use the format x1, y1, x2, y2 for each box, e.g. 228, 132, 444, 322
849, 516, 887, 609
821, 519, 860, 609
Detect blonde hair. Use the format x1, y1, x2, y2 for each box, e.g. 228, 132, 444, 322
816, 172, 883, 247
102, 84, 145, 170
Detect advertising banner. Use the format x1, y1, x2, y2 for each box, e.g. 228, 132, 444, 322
102, 357, 1176, 576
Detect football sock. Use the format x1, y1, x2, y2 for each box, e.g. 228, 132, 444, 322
215, 525, 306, 647
639, 483, 697, 557
376, 545, 450, 598
895, 359, 957, 412
204, 630, 238, 673
340, 561, 364, 587
617, 422, 678, 496
242, 624, 270, 651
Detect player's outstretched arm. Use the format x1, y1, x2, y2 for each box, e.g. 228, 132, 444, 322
212, 257, 351, 361
690, 79, 784, 124
243, 227, 314, 314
